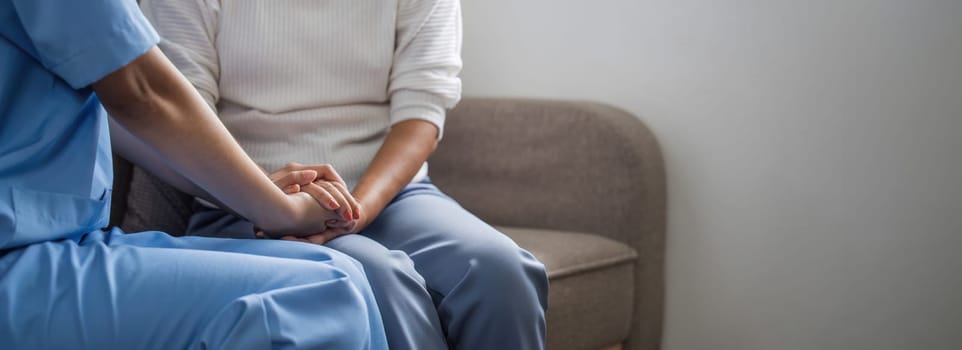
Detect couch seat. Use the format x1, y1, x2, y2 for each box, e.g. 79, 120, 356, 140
499, 227, 638, 350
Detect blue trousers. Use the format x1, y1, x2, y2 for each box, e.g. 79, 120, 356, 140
0, 229, 389, 349
187, 180, 549, 350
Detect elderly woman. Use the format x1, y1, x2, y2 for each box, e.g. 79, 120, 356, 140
141, 0, 548, 349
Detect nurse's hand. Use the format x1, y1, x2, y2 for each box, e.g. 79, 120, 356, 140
256, 181, 361, 243
272, 193, 366, 244
265, 192, 346, 237
276, 220, 358, 245
269, 163, 360, 223
255, 219, 355, 243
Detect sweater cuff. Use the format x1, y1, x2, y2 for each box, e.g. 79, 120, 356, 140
390, 90, 452, 140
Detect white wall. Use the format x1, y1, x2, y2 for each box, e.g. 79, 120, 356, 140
459, 1, 962, 349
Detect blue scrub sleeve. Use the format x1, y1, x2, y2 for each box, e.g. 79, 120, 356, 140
11, 0, 160, 89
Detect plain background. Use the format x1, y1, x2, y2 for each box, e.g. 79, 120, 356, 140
459, 1, 962, 349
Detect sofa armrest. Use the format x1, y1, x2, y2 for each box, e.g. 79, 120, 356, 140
429, 97, 666, 350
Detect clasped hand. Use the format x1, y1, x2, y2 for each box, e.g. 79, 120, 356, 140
259, 162, 363, 244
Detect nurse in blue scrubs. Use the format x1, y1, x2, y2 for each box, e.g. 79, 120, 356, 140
0, 0, 388, 349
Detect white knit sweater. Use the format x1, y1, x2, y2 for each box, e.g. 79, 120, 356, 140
141, 0, 462, 188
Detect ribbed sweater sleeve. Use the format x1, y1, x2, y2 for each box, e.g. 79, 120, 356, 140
141, 0, 221, 111
389, 0, 463, 138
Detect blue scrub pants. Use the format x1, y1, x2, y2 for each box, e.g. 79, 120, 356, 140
187, 180, 549, 350
0, 229, 389, 349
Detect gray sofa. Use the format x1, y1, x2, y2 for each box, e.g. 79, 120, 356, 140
110, 97, 666, 350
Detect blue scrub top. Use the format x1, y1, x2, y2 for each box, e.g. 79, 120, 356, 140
0, 0, 159, 250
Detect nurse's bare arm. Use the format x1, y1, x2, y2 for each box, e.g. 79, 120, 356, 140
93, 46, 333, 236
108, 118, 321, 215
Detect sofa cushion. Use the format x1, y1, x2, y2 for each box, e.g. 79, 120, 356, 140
498, 226, 638, 350
120, 166, 192, 235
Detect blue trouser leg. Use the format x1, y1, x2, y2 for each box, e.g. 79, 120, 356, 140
0, 229, 388, 350
186, 180, 549, 350
359, 182, 549, 350
188, 203, 450, 350
324, 235, 449, 350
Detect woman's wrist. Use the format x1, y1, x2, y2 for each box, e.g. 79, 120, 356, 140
351, 186, 387, 231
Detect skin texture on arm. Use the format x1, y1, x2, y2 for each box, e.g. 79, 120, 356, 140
351, 119, 439, 232
110, 119, 328, 220
94, 46, 335, 236
109, 117, 214, 202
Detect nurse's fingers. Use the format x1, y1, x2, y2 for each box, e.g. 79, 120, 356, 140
280, 233, 325, 244
280, 236, 310, 243
282, 184, 300, 194
305, 229, 351, 245
277, 227, 352, 245
271, 169, 318, 190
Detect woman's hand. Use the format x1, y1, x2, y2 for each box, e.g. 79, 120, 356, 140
269, 162, 361, 222
263, 163, 362, 242
256, 187, 362, 244
281, 119, 438, 243
264, 191, 345, 237
273, 197, 373, 244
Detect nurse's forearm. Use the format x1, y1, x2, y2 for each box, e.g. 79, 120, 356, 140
93, 47, 299, 232
107, 117, 235, 210
353, 119, 439, 225
109, 118, 209, 199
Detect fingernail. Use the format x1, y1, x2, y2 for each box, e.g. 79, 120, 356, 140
329, 201, 339, 209
353, 209, 360, 220
343, 211, 351, 220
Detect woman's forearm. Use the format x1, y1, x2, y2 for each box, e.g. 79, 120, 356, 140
353, 119, 439, 223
